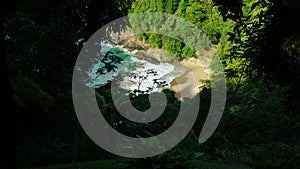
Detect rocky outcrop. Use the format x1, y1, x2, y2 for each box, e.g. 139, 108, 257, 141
117, 36, 148, 51
133, 50, 160, 64
133, 48, 173, 64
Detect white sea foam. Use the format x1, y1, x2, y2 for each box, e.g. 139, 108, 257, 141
86, 42, 186, 94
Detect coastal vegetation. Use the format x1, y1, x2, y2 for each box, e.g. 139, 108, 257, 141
3, 0, 299, 168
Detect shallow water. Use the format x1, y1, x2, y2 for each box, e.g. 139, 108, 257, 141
86, 42, 187, 94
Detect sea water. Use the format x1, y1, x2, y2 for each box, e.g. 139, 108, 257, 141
86, 42, 186, 94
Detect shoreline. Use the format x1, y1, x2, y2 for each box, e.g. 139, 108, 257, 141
112, 36, 210, 100
169, 58, 208, 100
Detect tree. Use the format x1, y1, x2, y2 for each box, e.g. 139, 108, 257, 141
213, 0, 300, 85
128, 69, 168, 96
5, 0, 130, 167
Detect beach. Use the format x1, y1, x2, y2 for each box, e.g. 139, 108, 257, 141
169, 58, 208, 100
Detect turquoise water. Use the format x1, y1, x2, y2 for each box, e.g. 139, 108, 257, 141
87, 42, 186, 93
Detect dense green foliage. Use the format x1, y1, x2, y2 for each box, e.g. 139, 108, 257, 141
3, 0, 299, 169
129, 0, 233, 59
27, 159, 251, 169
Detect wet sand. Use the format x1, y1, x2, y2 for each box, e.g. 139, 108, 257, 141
169, 59, 208, 100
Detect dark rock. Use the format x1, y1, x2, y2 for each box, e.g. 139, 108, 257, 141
133, 51, 160, 64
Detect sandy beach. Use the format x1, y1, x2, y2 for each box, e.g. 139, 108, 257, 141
169, 58, 208, 100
